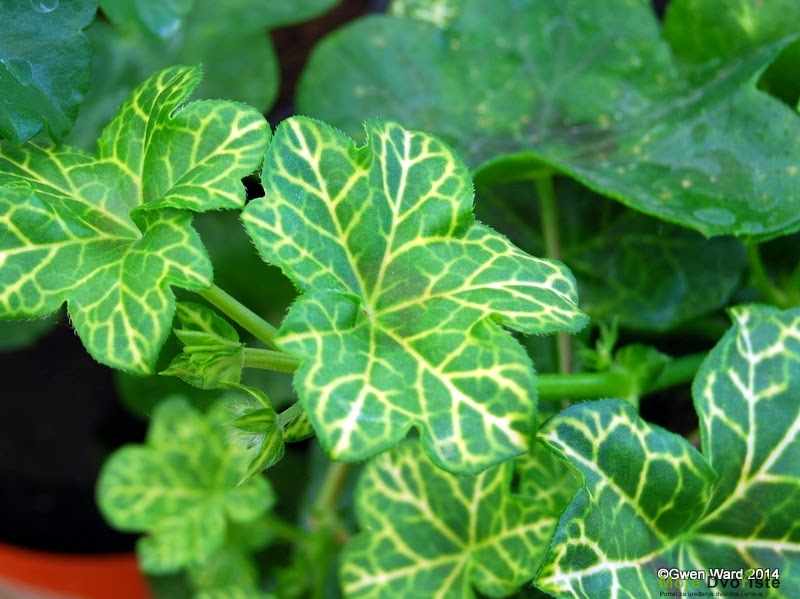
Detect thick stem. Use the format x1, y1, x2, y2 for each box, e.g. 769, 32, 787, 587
244, 347, 300, 373
647, 352, 707, 393
536, 352, 706, 401
198, 284, 279, 348
535, 173, 573, 373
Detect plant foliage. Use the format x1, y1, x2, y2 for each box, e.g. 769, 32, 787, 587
1, 1, 799, 598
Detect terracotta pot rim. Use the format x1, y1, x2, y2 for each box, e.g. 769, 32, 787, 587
0, 541, 152, 599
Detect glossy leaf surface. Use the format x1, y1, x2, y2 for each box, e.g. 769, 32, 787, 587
341, 439, 578, 598
664, 0, 800, 104
0, 66, 270, 372
97, 397, 275, 574
298, 0, 800, 239
243, 117, 586, 474
68, 0, 339, 148
0, 0, 96, 144
536, 305, 800, 597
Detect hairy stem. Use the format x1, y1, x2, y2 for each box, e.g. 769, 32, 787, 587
278, 401, 306, 428
244, 347, 300, 373
198, 284, 279, 348
535, 173, 573, 373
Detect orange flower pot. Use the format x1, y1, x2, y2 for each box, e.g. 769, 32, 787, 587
0, 543, 152, 599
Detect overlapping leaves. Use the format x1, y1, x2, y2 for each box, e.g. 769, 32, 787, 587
97, 397, 275, 574
242, 117, 585, 474
0, 65, 270, 372
163, 302, 245, 389
535, 305, 800, 597
298, 0, 800, 239
0, 0, 96, 144
341, 439, 579, 598
68, 0, 340, 148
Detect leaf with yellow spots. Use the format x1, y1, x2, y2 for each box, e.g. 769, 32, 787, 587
0, 65, 270, 373
242, 117, 586, 474
298, 0, 800, 240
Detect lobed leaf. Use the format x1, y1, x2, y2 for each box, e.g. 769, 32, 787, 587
242, 117, 586, 474
97, 397, 275, 574
341, 439, 578, 598
0, 0, 96, 144
535, 305, 800, 597
0, 65, 270, 373
298, 0, 800, 239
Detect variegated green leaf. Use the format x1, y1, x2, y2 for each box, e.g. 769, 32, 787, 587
242, 117, 586, 474
189, 523, 276, 599
97, 397, 275, 574
163, 302, 245, 389
341, 439, 579, 598
536, 304, 800, 597
0, 65, 270, 372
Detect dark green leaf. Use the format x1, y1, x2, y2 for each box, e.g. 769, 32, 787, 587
565, 211, 747, 330
0, 0, 96, 144
68, 0, 340, 148
664, 0, 800, 104
100, 0, 194, 39
298, 0, 800, 239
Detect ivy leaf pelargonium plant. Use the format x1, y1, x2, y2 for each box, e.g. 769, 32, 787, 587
0, 65, 587, 595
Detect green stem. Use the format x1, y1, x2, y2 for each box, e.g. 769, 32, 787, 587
198, 284, 279, 348
260, 512, 315, 544
747, 243, 789, 308
277, 401, 306, 428
534, 173, 573, 374
536, 370, 631, 400
243, 347, 300, 373
536, 352, 707, 400
648, 352, 707, 393
311, 460, 352, 521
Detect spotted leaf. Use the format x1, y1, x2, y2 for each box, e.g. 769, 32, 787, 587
299, 0, 800, 240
